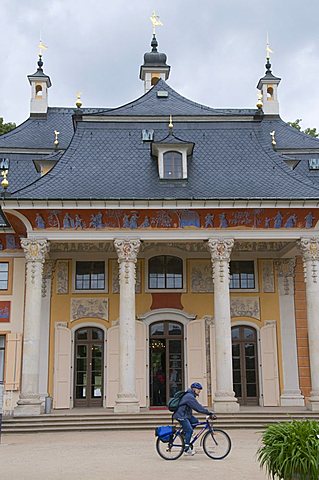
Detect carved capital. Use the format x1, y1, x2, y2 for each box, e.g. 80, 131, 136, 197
298, 237, 319, 283
275, 258, 296, 278
21, 238, 50, 263
207, 238, 234, 261
298, 237, 319, 262
114, 239, 141, 263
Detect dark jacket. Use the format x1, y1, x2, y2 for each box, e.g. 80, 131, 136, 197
173, 388, 211, 420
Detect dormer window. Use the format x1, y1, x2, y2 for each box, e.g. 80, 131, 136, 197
151, 134, 194, 181
163, 151, 183, 179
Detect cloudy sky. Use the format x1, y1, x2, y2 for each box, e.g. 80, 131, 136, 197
1, 0, 319, 129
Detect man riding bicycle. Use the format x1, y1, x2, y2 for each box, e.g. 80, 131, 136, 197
173, 382, 216, 456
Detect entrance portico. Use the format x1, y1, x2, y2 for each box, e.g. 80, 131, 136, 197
5, 203, 318, 415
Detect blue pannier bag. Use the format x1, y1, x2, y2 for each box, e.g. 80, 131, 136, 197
155, 425, 175, 443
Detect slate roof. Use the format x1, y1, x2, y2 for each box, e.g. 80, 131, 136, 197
0, 107, 106, 150
88, 80, 258, 117
11, 119, 319, 200
4, 80, 319, 200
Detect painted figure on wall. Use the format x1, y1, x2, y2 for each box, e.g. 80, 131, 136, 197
63, 213, 74, 229
305, 212, 314, 229
140, 216, 150, 228
90, 212, 103, 229
274, 211, 283, 229
204, 213, 214, 228
74, 214, 85, 229
264, 217, 271, 228
284, 214, 297, 228
219, 213, 228, 228
129, 213, 139, 229
35, 213, 46, 229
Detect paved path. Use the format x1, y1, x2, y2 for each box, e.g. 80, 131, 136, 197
0, 429, 267, 480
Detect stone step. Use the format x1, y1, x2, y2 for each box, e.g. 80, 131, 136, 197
2, 411, 319, 434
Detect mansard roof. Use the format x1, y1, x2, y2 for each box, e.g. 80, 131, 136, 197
0, 107, 105, 151
11, 117, 319, 200
88, 79, 258, 117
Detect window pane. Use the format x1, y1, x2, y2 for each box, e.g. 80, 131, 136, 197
231, 328, 240, 340
92, 329, 103, 341
75, 261, 105, 290
149, 255, 183, 289
168, 323, 182, 336
230, 261, 255, 289
76, 329, 88, 340
163, 151, 183, 179
0, 263, 9, 272
150, 323, 164, 336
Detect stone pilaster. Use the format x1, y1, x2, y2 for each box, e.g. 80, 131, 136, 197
207, 238, 239, 412
114, 239, 141, 413
298, 238, 319, 411
14, 238, 50, 416
275, 258, 304, 406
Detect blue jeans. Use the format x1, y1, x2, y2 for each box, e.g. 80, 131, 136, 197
178, 416, 198, 450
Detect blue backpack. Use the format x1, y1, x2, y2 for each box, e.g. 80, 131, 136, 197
167, 390, 186, 412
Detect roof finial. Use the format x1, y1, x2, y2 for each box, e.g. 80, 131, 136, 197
1, 170, 9, 191
270, 130, 276, 148
150, 11, 163, 35
37, 40, 48, 71
168, 115, 174, 133
265, 33, 273, 73
75, 92, 83, 109
256, 92, 263, 110
54, 130, 60, 148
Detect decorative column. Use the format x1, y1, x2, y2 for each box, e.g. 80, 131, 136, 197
298, 238, 319, 411
275, 259, 304, 406
207, 238, 239, 412
14, 238, 50, 416
114, 239, 141, 413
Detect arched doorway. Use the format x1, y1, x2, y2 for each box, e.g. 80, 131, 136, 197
232, 326, 259, 406
149, 321, 184, 407
74, 327, 104, 407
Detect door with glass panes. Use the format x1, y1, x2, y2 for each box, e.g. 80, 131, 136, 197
149, 321, 184, 407
74, 327, 104, 407
232, 326, 259, 405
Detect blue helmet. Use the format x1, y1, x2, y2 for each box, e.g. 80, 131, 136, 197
191, 382, 203, 390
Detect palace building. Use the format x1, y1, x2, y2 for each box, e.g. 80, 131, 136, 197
1, 30, 319, 417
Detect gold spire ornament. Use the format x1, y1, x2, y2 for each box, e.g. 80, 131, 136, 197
1, 170, 9, 190
266, 33, 273, 60
38, 40, 48, 56
270, 130, 276, 147
75, 92, 82, 109
150, 11, 163, 34
54, 130, 60, 147
256, 92, 263, 109
168, 114, 174, 130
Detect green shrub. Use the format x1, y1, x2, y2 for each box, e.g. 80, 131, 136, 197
257, 420, 319, 480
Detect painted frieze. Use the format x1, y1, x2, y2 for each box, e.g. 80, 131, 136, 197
20, 208, 319, 231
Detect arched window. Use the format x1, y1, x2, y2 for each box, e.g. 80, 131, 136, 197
163, 151, 183, 179
149, 255, 183, 289
36, 84, 43, 97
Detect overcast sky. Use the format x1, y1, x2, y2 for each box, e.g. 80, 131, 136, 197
1, 0, 319, 129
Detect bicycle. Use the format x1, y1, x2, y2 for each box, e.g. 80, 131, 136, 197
155, 415, 232, 461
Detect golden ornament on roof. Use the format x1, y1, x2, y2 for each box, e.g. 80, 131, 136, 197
76, 92, 82, 109
1, 170, 9, 190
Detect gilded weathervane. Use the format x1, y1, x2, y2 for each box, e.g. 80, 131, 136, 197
266, 33, 273, 61
38, 39, 48, 56
150, 11, 163, 34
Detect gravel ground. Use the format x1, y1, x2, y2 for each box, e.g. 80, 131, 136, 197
0, 429, 267, 480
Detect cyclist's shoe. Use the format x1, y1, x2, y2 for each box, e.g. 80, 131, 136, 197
184, 449, 195, 456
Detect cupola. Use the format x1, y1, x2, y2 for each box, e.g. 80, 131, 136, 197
257, 42, 281, 115
140, 34, 170, 92
27, 53, 51, 116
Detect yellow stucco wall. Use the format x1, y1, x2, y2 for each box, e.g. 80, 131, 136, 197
48, 256, 283, 396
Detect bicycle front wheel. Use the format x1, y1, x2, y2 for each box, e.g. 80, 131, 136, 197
155, 432, 184, 460
202, 429, 231, 460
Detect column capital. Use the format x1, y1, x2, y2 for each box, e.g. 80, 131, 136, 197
114, 239, 141, 263
207, 238, 234, 261
274, 258, 296, 278
21, 238, 50, 263
298, 237, 319, 262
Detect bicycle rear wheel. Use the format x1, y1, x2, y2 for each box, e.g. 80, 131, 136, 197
156, 432, 184, 460
202, 429, 231, 460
